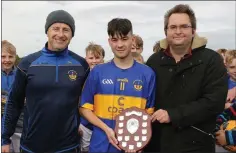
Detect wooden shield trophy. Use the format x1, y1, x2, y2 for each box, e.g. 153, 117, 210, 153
115, 107, 152, 151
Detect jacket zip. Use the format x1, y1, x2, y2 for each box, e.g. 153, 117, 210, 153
191, 126, 215, 139
56, 57, 59, 82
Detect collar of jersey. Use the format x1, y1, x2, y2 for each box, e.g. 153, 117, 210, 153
1, 67, 16, 76
111, 59, 137, 71
41, 42, 69, 57
229, 78, 236, 85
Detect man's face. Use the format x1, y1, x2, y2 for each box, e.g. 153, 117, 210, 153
86, 51, 104, 69
47, 23, 72, 51
131, 43, 143, 54
166, 13, 195, 49
1, 50, 16, 72
227, 59, 236, 81
108, 32, 134, 59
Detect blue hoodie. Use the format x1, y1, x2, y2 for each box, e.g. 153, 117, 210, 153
228, 78, 236, 104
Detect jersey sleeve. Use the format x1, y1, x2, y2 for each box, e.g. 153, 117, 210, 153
225, 130, 236, 145
145, 71, 156, 114
79, 68, 98, 111
215, 103, 236, 131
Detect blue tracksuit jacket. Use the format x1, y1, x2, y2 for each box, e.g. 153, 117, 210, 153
1, 43, 89, 153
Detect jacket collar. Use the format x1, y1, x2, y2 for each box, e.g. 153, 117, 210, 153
159, 34, 208, 51
158, 34, 205, 72
1, 66, 16, 76
42, 42, 69, 57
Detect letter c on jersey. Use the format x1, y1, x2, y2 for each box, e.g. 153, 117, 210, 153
118, 97, 124, 106
108, 97, 125, 114
102, 79, 113, 84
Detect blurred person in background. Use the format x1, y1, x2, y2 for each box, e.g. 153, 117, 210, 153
224, 50, 236, 109
84, 42, 105, 70
131, 34, 143, 54
131, 52, 144, 64
1, 40, 24, 153
153, 41, 161, 53
80, 42, 105, 153
217, 48, 228, 66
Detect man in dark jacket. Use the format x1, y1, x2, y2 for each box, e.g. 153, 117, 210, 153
1, 10, 89, 153
144, 4, 228, 153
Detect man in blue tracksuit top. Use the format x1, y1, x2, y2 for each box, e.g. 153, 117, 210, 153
1, 10, 89, 153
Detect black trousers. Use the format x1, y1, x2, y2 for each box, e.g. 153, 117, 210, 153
20, 147, 80, 153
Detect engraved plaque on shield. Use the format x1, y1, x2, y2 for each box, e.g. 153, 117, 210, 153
114, 107, 152, 151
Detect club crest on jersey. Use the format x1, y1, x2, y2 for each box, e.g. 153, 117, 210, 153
68, 70, 77, 81
133, 80, 143, 91
1, 96, 7, 104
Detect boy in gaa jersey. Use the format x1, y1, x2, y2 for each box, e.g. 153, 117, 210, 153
79, 18, 156, 153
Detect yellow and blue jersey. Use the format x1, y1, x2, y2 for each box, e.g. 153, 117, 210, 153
80, 60, 156, 152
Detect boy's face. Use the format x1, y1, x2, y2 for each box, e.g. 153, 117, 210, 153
108, 32, 134, 59
131, 43, 143, 54
85, 51, 104, 69
227, 59, 236, 81
1, 50, 16, 72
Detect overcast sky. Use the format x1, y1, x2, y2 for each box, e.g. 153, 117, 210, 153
2, 1, 236, 61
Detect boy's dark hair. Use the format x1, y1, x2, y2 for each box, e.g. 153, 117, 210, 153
107, 18, 133, 37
